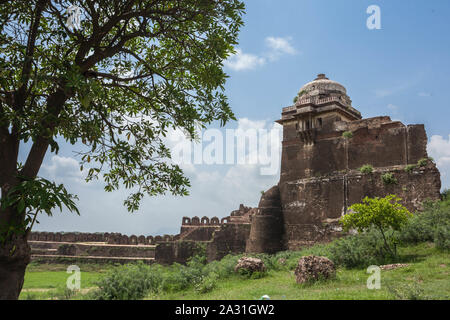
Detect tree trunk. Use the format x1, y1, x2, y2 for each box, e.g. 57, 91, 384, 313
0, 234, 30, 300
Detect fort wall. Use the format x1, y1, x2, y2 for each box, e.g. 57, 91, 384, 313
28, 74, 443, 264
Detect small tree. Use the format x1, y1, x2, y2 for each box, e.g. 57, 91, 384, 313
340, 195, 412, 257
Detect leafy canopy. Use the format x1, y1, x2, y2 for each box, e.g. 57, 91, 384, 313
341, 195, 412, 257
341, 195, 412, 233
0, 175, 79, 240
0, 0, 245, 214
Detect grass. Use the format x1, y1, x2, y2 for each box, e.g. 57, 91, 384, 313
20, 243, 449, 300
20, 263, 109, 300
147, 243, 449, 300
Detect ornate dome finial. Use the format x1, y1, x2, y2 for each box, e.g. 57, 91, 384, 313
315, 73, 328, 80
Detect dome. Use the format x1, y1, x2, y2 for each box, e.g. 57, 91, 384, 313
298, 74, 347, 98
279, 73, 362, 124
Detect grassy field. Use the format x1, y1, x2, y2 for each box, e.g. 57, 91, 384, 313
20, 243, 449, 300
20, 263, 108, 300
147, 243, 449, 300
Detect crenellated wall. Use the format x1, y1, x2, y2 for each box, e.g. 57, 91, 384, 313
29, 232, 108, 243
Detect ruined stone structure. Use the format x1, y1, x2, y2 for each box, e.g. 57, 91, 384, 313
254, 74, 441, 250
29, 74, 442, 264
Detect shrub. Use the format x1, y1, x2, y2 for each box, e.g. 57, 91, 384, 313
55, 287, 78, 300
271, 251, 304, 271
341, 195, 412, 257
398, 201, 450, 246
329, 229, 396, 268
434, 225, 450, 250
405, 164, 417, 173
162, 264, 200, 292
381, 173, 398, 185
194, 272, 219, 294
442, 189, 450, 201
417, 158, 429, 167
94, 262, 163, 300
342, 131, 353, 139
203, 254, 240, 279
387, 281, 430, 300
359, 164, 374, 174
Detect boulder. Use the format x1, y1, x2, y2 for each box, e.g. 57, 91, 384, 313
234, 257, 266, 274
380, 263, 409, 271
294, 255, 335, 284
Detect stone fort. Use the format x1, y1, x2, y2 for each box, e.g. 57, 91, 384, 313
29, 74, 442, 264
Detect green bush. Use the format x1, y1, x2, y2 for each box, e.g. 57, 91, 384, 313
434, 225, 450, 250
342, 131, 353, 139
162, 265, 196, 292
328, 229, 397, 268
442, 189, 450, 201
359, 164, 374, 174
398, 201, 450, 246
54, 287, 78, 300
194, 272, 219, 293
341, 195, 411, 258
387, 280, 430, 300
417, 158, 430, 167
203, 254, 240, 279
235, 266, 268, 279
405, 164, 417, 173
381, 173, 398, 185
94, 262, 163, 300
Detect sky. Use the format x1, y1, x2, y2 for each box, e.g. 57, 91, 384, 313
29, 0, 450, 236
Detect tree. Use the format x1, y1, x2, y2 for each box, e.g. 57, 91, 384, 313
0, 0, 245, 299
340, 195, 412, 257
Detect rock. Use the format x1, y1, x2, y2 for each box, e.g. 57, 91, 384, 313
278, 258, 287, 266
294, 255, 336, 284
379, 263, 409, 270
234, 257, 266, 274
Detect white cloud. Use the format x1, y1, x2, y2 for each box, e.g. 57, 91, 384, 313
41, 155, 85, 184
427, 134, 450, 190
265, 36, 297, 60
34, 118, 282, 235
236, 118, 267, 131
224, 49, 266, 71
224, 36, 297, 72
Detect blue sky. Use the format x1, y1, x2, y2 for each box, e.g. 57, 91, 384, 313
31, 1, 450, 236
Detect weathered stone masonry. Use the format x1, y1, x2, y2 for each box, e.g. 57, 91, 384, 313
261, 74, 441, 251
